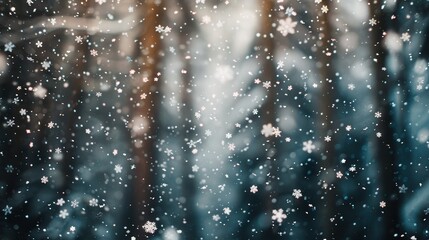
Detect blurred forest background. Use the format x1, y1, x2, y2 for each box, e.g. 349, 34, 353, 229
1, 0, 429, 239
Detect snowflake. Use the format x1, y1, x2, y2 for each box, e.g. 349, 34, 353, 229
292, 189, 302, 199
41, 60, 51, 70
272, 208, 287, 223
59, 209, 69, 219
277, 60, 284, 70
35, 41, 43, 48
27, 0, 33, 6
192, 165, 199, 172
89, 198, 98, 207
302, 140, 315, 153
6, 119, 15, 127
277, 17, 297, 37
348, 83, 355, 90
5, 165, 13, 173
272, 127, 282, 137
324, 136, 331, 142
143, 221, 157, 234
4, 42, 15, 52
3, 205, 12, 215
90, 49, 98, 56
114, 164, 123, 173
398, 184, 408, 193
321, 5, 329, 13
285, 7, 296, 16
71, 200, 79, 208
228, 143, 235, 151
48, 18, 56, 25
212, 214, 220, 221
250, 185, 258, 194
262, 81, 271, 89
41, 176, 49, 184
55, 148, 62, 154
369, 18, 377, 26
19, 109, 27, 116
56, 198, 65, 206
155, 25, 164, 33
47, 121, 55, 129
374, 111, 382, 118
165, 148, 173, 156
187, 139, 201, 148
400, 32, 410, 42
223, 207, 231, 215
34, 85, 47, 99
75, 36, 83, 43
379, 201, 386, 208
261, 123, 274, 137
336, 171, 343, 179
95, 0, 106, 4
70, 226, 76, 232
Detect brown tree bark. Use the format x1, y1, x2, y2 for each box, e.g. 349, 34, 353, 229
260, 0, 281, 238
131, 0, 163, 236
316, 0, 338, 238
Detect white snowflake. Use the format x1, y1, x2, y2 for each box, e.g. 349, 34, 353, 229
272, 208, 287, 223
223, 207, 231, 215
369, 18, 377, 26
272, 127, 282, 137
400, 32, 410, 42
89, 198, 98, 207
321, 5, 329, 13
42, 60, 51, 70
71, 200, 79, 208
302, 140, 315, 153
59, 209, 69, 219
143, 221, 157, 234
277, 17, 297, 36
292, 189, 302, 199
56, 198, 65, 206
212, 214, 220, 221
34, 85, 47, 99
114, 164, 123, 173
250, 185, 258, 193
41, 176, 49, 184
261, 123, 274, 137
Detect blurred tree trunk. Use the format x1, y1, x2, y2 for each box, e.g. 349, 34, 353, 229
177, 1, 200, 238
369, 0, 401, 238
260, 0, 280, 238
316, 1, 338, 238
131, 0, 163, 236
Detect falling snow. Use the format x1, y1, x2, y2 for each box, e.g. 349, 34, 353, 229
1, 0, 428, 239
